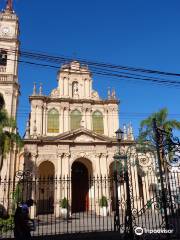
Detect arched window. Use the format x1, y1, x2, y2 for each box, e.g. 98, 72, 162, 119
70, 110, 81, 130
47, 108, 59, 133
92, 111, 104, 134
0, 50, 7, 66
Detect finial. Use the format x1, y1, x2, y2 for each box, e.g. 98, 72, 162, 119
111, 89, 116, 99
5, 0, 13, 12
108, 87, 111, 100
33, 82, 37, 95
129, 123, 134, 141
127, 124, 130, 140
39, 83, 43, 95
123, 124, 127, 140
127, 123, 134, 140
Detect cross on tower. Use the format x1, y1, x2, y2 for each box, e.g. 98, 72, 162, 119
6, 0, 13, 11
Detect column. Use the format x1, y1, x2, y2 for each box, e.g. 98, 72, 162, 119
36, 103, 43, 135
30, 104, 36, 136
59, 107, 64, 133
108, 109, 112, 137
67, 78, 69, 97
86, 108, 91, 130
94, 153, 101, 176
30, 153, 37, 218
100, 153, 108, 176
64, 107, 69, 132
69, 83, 72, 98
81, 107, 86, 127
89, 79, 92, 98
55, 152, 63, 217
64, 78, 68, 97
61, 77, 64, 97
61, 153, 70, 176
43, 103, 47, 135
115, 108, 119, 132
111, 108, 115, 137
84, 79, 88, 98
83, 80, 86, 98
88, 79, 91, 98
104, 108, 108, 136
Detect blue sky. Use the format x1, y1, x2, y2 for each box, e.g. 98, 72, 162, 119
1, 0, 180, 137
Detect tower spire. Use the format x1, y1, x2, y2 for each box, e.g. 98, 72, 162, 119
6, 0, 13, 12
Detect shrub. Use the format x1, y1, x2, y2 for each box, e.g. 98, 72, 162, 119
0, 216, 14, 233
99, 196, 108, 207
60, 197, 68, 209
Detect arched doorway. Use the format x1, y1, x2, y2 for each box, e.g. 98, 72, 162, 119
37, 161, 55, 214
71, 161, 89, 213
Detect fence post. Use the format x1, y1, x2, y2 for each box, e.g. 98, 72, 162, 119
114, 169, 120, 232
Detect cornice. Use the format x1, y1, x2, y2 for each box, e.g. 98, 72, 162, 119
23, 138, 135, 146
29, 95, 120, 105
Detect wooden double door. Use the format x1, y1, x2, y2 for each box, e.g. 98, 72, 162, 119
71, 162, 89, 213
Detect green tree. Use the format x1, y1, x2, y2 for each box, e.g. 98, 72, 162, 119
0, 94, 22, 173
138, 108, 180, 144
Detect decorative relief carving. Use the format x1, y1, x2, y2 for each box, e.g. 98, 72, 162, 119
37, 154, 56, 161
91, 90, 100, 100
138, 156, 151, 167
38, 145, 57, 152
96, 145, 106, 150
95, 153, 101, 158
50, 88, 59, 98
5, 90, 12, 96
64, 153, 70, 158
70, 151, 93, 161
74, 134, 94, 142
58, 145, 69, 151
101, 153, 108, 158
71, 145, 94, 151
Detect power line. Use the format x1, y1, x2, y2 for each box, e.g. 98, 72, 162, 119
17, 48, 180, 77
4, 57, 180, 88
2, 48, 180, 88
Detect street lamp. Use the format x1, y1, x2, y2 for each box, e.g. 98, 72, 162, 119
115, 128, 124, 143
114, 128, 124, 232
114, 128, 134, 238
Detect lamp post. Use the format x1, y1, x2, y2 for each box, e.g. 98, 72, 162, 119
123, 151, 134, 238
114, 129, 134, 238
114, 128, 123, 232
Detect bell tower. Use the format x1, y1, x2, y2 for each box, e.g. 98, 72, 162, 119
0, 0, 19, 118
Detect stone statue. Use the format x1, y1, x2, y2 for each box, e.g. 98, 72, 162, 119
72, 82, 79, 98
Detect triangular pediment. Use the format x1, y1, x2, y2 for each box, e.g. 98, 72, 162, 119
43, 128, 113, 143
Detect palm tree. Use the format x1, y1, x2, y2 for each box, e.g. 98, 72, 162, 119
138, 108, 180, 144
0, 94, 22, 173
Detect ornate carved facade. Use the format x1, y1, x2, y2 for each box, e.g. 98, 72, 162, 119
21, 61, 137, 215
24, 61, 135, 178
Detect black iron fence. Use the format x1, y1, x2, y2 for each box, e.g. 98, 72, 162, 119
0, 169, 179, 239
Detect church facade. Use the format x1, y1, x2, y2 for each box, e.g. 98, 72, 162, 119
0, 2, 158, 218
22, 61, 136, 215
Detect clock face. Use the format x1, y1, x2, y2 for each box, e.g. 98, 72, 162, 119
0, 26, 11, 37
2, 27, 10, 35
